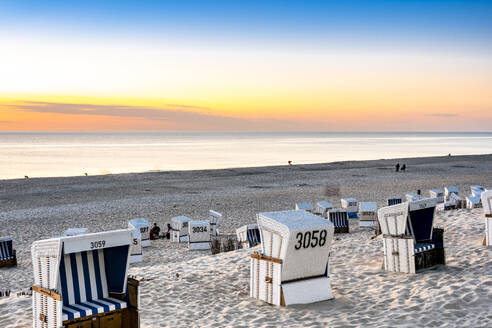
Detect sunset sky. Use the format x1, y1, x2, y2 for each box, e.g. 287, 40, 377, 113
1, 1, 491, 131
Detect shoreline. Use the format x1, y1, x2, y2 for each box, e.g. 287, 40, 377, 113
2, 153, 492, 182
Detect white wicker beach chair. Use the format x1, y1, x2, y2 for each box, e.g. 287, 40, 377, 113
327, 209, 349, 233
0, 236, 16, 268
466, 196, 482, 209
170, 216, 192, 243
31, 230, 140, 328
429, 189, 444, 203
377, 198, 445, 273
250, 210, 334, 306
444, 186, 459, 201
359, 202, 378, 227
128, 218, 151, 247
129, 228, 143, 264
295, 203, 314, 212
341, 198, 358, 218
481, 190, 492, 246
236, 224, 261, 248
188, 220, 211, 250
209, 210, 222, 236
406, 193, 423, 202
315, 201, 333, 217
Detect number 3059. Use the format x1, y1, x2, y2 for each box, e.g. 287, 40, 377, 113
294, 230, 327, 250
90, 240, 106, 249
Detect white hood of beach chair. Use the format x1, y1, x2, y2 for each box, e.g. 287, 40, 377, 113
257, 210, 334, 282
481, 190, 492, 214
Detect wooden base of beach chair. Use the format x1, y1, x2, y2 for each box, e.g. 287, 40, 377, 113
334, 226, 349, 234
63, 307, 139, 328
0, 251, 17, 268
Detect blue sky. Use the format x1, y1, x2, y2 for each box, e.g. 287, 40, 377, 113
2, 0, 491, 50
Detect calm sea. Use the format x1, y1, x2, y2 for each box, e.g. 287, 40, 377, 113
0, 132, 491, 180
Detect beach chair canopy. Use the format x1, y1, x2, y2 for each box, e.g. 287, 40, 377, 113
0, 236, 14, 261
359, 202, 377, 213
128, 218, 150, 242
188, 220, 211, 242
471, 187, 484, 198
316, 201, 333, 214
63, 228, 88, 236
482, 190, 492, 214
378, 198, 436, 242
295, 203, 313, 211
341, 198, 358, 207
471, 185, 484, 192
406, 193, 422, 202
209, 210, 222, 222
328, 209, 349, 228
129, 227, 142, 256
257, 210, 334, 282
449, 193, 462, 202
445, 186, 459, 196
430, 189, 444, 196
32, 230, 131, 321
466, 196, 481, 208
171, 216, 192, 232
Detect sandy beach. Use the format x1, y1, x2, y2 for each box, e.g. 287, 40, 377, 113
1, 154, 492, 327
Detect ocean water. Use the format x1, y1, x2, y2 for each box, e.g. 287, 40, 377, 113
0, 132, 491, 180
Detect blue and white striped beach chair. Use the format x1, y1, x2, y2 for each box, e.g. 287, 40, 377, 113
378, 198, 445, 273
32, 230, 140, 328
328, 209, 349, 233
0, 236, 17, 267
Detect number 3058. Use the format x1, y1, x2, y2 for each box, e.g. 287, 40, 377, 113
294, 230, 327, 250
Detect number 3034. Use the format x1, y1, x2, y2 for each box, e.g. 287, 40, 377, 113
294, 230, 327, 249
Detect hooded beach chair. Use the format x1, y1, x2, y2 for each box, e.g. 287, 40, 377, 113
209, 210, 222, 236
63, 228, 88, 237
31, 229, 140, 328
444, 186, 459, 201
250, 210, 334, 306
170, 216, 192, 243
471, 185, 485, 196
188, 220, 211, 250
466, 196, 482, 209
341, 198, 358, 218
327, 209, 349, 233
315, 201, 333, 217
406, 193, 422, 202
295, 203, 314, 212
128, 218, 151, 247
236, 224, 261, 248
377, 198, 445, 273
129, 228, 143, 264
387, 197, 402, 206
449, 193, 463, 208
481, 190, 492, 246
358, 202, 378, 227
429, 189, 444, 203
0, 236, 17, 268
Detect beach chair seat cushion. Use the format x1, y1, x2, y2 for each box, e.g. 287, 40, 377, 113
59, 249, 127, 321
414, 243, 435, 254
62, 297, 127, 320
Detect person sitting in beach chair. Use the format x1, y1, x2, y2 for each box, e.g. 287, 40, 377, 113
0, 236, 17, 268
31, 230, 140, 328
250, 210, 334, 306
377, 198, 445, 273
151, 223, 160, 240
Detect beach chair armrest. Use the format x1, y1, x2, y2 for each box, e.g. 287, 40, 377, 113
127, 276, 140, 308
32, 285, 62, 301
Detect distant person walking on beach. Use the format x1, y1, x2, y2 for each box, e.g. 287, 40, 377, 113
401, 164, 406, 172
288, 160, 292, 166
395, 163, 400, 172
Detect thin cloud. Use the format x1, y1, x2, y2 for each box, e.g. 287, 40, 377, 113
427, 113, 459, 117
0, 101, 305, 130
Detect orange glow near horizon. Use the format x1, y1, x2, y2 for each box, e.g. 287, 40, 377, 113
1, 38, 492, 131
